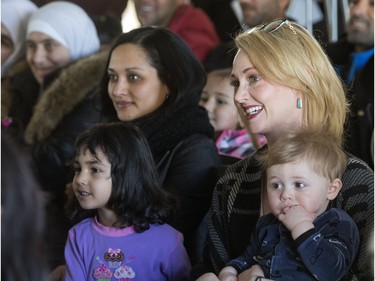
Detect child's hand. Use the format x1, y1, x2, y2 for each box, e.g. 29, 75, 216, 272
278, 205, 315, 239
218, 266, 238, 281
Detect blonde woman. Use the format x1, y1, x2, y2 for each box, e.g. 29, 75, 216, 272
193, 19, 373, 281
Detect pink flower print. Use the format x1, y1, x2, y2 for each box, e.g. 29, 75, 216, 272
93, 264, 112, 279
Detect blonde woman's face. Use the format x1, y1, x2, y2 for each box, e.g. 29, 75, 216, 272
200, 71, 239, 131
26, 32, 71, 85
231, 49, 303, 144
107, 43, 168, 122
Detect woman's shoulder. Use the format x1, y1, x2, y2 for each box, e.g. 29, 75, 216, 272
345, 153, 373, 171
221, 146, 266, 176
343, 153, 373, 186
171, 133, 219, 158
180, 133, 216, 146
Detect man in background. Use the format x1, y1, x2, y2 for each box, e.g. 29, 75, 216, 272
133, 0, 220, 62
326, 0, 374, 169
239, 0, 290, 29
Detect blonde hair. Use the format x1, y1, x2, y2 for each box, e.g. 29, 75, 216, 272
235, 19, 349, 143
258, 128, 347, 181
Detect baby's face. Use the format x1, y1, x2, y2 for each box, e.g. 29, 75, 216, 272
199, 71, 239, 132
266, 160, 335, 218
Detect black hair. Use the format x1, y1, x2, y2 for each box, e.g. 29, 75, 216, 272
203, 41, 237, 73
1, 136, 48, 281
66, 122, 177, 232
92, 15, 123, 45
99, 26, 206, 122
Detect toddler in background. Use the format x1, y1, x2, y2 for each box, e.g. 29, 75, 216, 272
200, 68, 266, 160
64, 122, 190, 281
216, 129, 360, 281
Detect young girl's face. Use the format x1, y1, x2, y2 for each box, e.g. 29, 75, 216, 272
199, 71, 239, 132
266, 159, 337, 218
72, 147, 112, 211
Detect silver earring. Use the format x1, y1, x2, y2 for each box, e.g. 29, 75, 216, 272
297, 98, 302, 109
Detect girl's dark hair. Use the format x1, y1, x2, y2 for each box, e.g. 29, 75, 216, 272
99, 26, 207, 121
66, 122, 177, 232
1, 136, 48, 281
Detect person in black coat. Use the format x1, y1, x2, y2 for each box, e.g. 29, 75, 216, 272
325, 0, 374, 170
99, 26, 221, 266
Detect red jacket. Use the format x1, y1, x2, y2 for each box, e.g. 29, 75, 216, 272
168, 4, 220, 62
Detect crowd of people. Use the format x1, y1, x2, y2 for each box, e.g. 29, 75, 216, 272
1, 0, 373, 280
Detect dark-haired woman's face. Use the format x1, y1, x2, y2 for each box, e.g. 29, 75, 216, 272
107, 43, 169, 121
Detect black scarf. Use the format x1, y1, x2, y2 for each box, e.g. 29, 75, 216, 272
134, 94, 214, 161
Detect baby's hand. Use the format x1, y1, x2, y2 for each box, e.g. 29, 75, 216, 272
278, 205, 315, 239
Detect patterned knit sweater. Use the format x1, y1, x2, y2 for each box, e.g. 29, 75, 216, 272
203, 148, 373, 281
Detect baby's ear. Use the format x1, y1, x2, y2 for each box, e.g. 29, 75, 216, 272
327, 178, 342, 200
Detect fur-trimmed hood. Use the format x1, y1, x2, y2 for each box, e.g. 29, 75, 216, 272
2, 49, 109, 145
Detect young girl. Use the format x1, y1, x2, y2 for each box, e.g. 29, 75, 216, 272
64, 122, 191, 281
200, 68, 267, 160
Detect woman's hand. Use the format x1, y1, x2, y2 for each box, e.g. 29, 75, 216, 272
218, 266, 238, 281
195, 272, 220, 281
237, 264, 272, 281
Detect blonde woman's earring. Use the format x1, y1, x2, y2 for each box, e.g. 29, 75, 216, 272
297, 98, 302, 109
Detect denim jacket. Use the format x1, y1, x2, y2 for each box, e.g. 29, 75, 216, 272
227, 208, 359, 281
